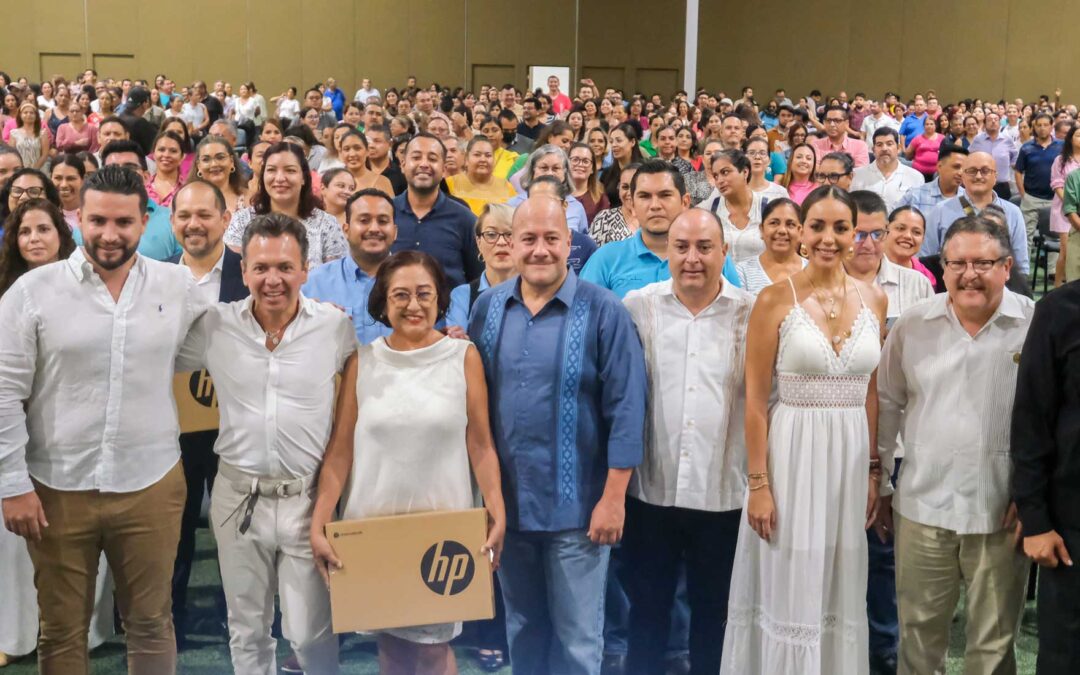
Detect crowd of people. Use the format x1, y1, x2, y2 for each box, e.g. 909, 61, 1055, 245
0, 67, 1077, 675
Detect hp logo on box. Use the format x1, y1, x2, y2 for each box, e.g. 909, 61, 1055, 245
420, 541, 474, 596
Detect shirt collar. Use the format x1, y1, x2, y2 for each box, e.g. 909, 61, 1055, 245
67, 246, 145, 282
509, 268, 579, 309
180, 249, 225, 276
341, 254, 374, 282
925, 288, 1026, 322
876, 256, 901, 286
240, 292, 316, 319
631, 230, 664, 261
399, 190, 445, 217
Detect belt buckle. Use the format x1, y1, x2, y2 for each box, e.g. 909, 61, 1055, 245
275, 482, 289, 498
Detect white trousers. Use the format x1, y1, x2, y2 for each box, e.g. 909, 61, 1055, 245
211, 469, 338, 675
0, 525, 115, 656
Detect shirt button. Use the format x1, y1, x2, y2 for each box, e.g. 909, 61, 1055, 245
527, 320, 534, 326
523, 350, 529, 356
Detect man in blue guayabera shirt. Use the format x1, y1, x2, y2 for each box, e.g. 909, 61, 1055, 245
469, 195, 647, 675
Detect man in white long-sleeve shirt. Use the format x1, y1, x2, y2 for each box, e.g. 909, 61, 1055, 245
876, 214, 1034, 675
0, 165, 209, 675
177, 212, 355, 675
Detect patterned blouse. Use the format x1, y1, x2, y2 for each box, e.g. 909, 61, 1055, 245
588, 207, 636, 247
224, 206, 348, 266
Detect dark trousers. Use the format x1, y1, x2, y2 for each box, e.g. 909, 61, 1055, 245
868, 458, 900, 658
1037, 527, 1080, 674
994, 181, 1012, 200
622, 497, 740, 675
171, 430, 221, 634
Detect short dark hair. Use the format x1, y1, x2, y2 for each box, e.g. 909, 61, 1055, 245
81, 164, 148, 213
49, 153, 86, 179
523, 97, 541, 109
365, 123, 391, 140
345, 188, 394, 224
871, 127, 900, 144
367, 250, 451, 324
629, 159, 686, 197
820, 151, 855, 175
101, 139, 148, 171
498, 108, 518, 125
888, 205, 925, 227
98, 115, 127, 133
1032, 112, 1054, 127
850, 190, 888, 217
403, 131, 447, 160
823, 104, 848, 119
937, 144, 968, 163
173, 178, 226, 213
942, 214, 1013, 260
241, 212, 310, 263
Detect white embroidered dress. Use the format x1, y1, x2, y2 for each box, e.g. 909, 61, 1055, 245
720, 278, 880, 675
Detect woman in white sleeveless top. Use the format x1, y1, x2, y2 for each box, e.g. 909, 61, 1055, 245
699, 149, 769, 264
310, 251, 506, 674
720, 186, 888, 675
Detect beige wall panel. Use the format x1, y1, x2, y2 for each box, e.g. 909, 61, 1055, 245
86, 0, 138, 57
135, 2, 197, 88
35, 0, 86, 62
407, 1, 467, 88
187, 0, 247, 91
467, 0, 575, 90
578, 0, 683, 95
246, 0, 304, 101
0, 4, 37, 79
302, 0, 356, 94
355, 0, 410, 92
1001, 0, 1067, 102
844, 0, 903, 99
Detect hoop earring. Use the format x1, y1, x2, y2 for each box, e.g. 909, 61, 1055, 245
798, 243, 809, 258
196, 171, 203, 178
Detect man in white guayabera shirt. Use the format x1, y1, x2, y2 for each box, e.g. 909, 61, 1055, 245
0, 164, 209, 675
177, 212, 355, 675
876, 214, 1034, 675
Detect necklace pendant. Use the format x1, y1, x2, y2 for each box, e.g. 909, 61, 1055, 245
832, 335, 841, 345
828, 310, 837, 320
271, 335, 280, 345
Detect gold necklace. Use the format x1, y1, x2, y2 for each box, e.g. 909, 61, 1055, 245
807, 275, 850, 345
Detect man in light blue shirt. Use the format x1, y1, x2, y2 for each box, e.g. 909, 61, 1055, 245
470, 196, 646, 675
581, 161, 740, 298
895, 144, 967, 216
72, 140, 182, 261
921, 152, 1029, 274
898, 97, 927, 148
302, 188, 395, 344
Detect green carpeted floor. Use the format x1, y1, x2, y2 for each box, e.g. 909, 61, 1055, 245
3, 528, 1039, 674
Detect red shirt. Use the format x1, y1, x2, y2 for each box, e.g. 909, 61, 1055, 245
551, 93, 572, 115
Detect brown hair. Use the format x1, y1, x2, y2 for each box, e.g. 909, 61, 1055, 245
367, 250, 451, 325
0, 199, 76, 295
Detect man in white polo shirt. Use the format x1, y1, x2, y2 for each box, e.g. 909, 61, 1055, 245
851, 128, 925, 213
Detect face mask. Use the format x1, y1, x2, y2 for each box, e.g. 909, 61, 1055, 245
502, 130, 516, 145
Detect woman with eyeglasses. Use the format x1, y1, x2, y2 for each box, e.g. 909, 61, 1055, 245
0, 168, 60, 224
310, 249, 505, 675
445, 203, 516, 330
569, 142, 609, 225
780, 143, 817, 205
883, 206, 937, 289
735, 197, 807, 296
195, 135, 250, 214
589, 162, 641, 246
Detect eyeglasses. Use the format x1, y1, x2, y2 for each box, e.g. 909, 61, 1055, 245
814, 172, 849, 184
479, 231, 512, 244
854, 229, 887, 243
962, 168, 995, 177
942, 257, 1006, 274
824, 118, 846, 125
10, 186, 45, 198
569, 157, 593, 166
388, 290, 436, 306
745, 150, 769, 158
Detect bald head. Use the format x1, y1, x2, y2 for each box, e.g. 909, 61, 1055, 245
512, 195, 569, 233
512, 195, 571, 292
669, 208, 728, 298
962, 152, 996, 197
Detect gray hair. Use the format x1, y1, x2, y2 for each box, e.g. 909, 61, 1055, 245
942, 213, 1013, 259
521, 144, 572, 193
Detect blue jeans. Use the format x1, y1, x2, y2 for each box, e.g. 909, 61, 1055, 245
500, 528, 610, 675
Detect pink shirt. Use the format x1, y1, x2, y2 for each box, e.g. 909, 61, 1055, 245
55, 122, 99, 154
911, 256, 937, 289
788, 180, 817, 204
811, 135, 869, 168
909, 134, 944, 175
1049, 156, 1080, 234
551, 93, 572, 115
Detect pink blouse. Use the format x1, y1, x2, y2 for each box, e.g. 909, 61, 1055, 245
911, 256, 937, 289
1049, 156, 1080, 234
909, 134, 944, 175
55, 122, 99, 154
788, 180, 817, 205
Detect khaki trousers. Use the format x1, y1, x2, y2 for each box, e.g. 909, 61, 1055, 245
895, 514, 1030, 675
26, 461, 186, 675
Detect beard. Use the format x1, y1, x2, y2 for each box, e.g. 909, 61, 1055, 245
84, 238, 139, 271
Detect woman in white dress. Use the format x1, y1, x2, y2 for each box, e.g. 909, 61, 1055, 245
721, 186, 888, 675
310, 250, 506, 675
699, 149, 769, 264
736, 197, 807, 296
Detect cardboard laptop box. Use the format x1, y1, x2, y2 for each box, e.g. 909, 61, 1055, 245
325, 508, 495, 634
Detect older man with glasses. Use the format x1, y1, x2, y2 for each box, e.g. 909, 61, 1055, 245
921, 152, 1029, 274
